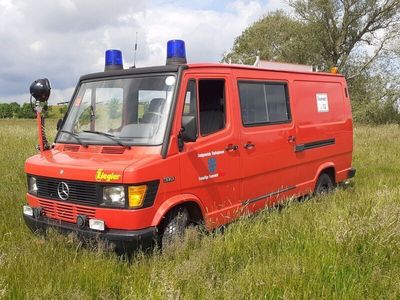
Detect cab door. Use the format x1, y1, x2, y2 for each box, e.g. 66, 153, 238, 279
237, 80, 298, 212
178, 74, 241, 228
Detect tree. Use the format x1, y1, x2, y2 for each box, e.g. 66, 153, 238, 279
107, 98, 122, 120
225, 1, 400, 76
17, 103, 35, 119
224, 0, 400, 124
59, 104, 68, 115
289, 0, 400, 77
223, 11, 322, 65
0, 103, 13, 118
47, 104, 68, 119
8, 102, 20, 118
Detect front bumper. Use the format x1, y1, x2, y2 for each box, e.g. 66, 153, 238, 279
23, 213, 157, 251
348, 168, 356, 179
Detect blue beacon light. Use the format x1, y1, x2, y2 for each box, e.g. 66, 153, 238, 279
166, 40, 187, 65
105, 49, 124, 71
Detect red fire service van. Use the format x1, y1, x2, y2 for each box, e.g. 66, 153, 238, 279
23, 40, 355, 250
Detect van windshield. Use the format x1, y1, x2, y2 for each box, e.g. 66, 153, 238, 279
58, 74, 176, 146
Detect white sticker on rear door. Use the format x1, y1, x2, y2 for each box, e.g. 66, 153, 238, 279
316, 93, 329, 112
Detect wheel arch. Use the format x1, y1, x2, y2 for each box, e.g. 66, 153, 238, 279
151, 194, 206, 228
315, 163, 336, 185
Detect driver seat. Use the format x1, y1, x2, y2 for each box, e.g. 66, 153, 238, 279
142, 98, 165, 124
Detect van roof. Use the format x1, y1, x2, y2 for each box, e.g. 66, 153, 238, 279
79, 63, 343, 82
186, 63, 344, 77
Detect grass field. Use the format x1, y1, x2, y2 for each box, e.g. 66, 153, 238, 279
0, 119, 399, 299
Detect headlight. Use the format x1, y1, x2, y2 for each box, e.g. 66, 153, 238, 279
28, 176, 38, 195
101, 186, 125, 207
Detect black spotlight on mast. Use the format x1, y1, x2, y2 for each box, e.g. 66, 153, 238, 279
29, 78, 51, 152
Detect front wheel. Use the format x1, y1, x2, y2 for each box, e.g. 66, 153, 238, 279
161, 207, 189, 248
314, 173, 334, 195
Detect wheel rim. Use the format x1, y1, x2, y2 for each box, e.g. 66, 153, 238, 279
319, 184, 329, 194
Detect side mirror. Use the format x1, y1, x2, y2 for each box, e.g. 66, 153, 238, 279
56, 118, 63, 131
181, 115, 197, 143
30, 78, 51, 102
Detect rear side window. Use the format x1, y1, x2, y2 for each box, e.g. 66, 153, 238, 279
238, 81, 290, 126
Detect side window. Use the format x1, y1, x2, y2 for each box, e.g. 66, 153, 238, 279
198, 79, 226, 136
238, 81, 290, 126
183, 80, 197, 117
75, 89, 92, 132
95, 88, 123, 132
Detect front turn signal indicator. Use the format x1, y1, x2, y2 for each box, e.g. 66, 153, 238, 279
128, 185, 147, 208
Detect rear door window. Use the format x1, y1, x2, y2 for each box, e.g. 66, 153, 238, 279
238, 81, 290, 126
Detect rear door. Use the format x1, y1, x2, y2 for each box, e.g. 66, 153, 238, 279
292, 80, 349, 187
178, 73, 241, 227
237, 80, 298, 211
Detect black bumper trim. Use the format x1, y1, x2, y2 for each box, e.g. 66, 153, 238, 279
23, 214, 157, 251
295, 138, 335, 152
348, 168, 356, 179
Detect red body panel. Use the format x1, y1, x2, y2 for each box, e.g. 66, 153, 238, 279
25, 64, 354, 232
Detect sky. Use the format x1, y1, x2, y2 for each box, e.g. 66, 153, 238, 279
0, 0, 288, 104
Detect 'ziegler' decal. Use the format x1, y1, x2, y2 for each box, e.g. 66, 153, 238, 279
95, 169, 121, 182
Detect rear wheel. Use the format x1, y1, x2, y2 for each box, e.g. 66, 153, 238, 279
315, 173, 334, 195
161, 207, 189, 248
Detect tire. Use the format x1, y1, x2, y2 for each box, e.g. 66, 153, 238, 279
161, 207, 189, 248
314, 173, 334, 195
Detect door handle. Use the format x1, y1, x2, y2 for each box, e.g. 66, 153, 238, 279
244, 142, 255, 149
288, 135, 296, 143
225, 144, 238, 151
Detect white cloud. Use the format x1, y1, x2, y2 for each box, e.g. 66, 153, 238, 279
0, 0, 285, 104
29, 41, 44, 52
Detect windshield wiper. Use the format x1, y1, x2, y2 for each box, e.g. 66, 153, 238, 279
59, 130, 88, 147
82, 130, 131, 149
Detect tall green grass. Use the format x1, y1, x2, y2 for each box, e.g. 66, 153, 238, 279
0, 120, 399, 299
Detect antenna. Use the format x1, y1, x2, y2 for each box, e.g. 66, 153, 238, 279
132, 32, 138, 68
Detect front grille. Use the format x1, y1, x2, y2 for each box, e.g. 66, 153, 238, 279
36, 177, 98, 206
39, 199, 95, 223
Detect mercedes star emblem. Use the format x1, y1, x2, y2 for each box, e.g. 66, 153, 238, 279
57, 182, 69, 200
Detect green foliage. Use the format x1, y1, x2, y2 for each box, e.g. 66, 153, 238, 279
59, 104, 68, 115
78, 105, 91, 127
348, 59, 400, 124
107, 98, 122, 120
0, 103, 13, 118
0, 120, 399, 298
290, 0, 400, 73
224, 0, 400, 124
47, 105, 68, 120
223, 11, 322, 65
0, 103, 69, 119
16, 103, 35, 119
8, 102, 20, 117
0, 102, 21, 118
